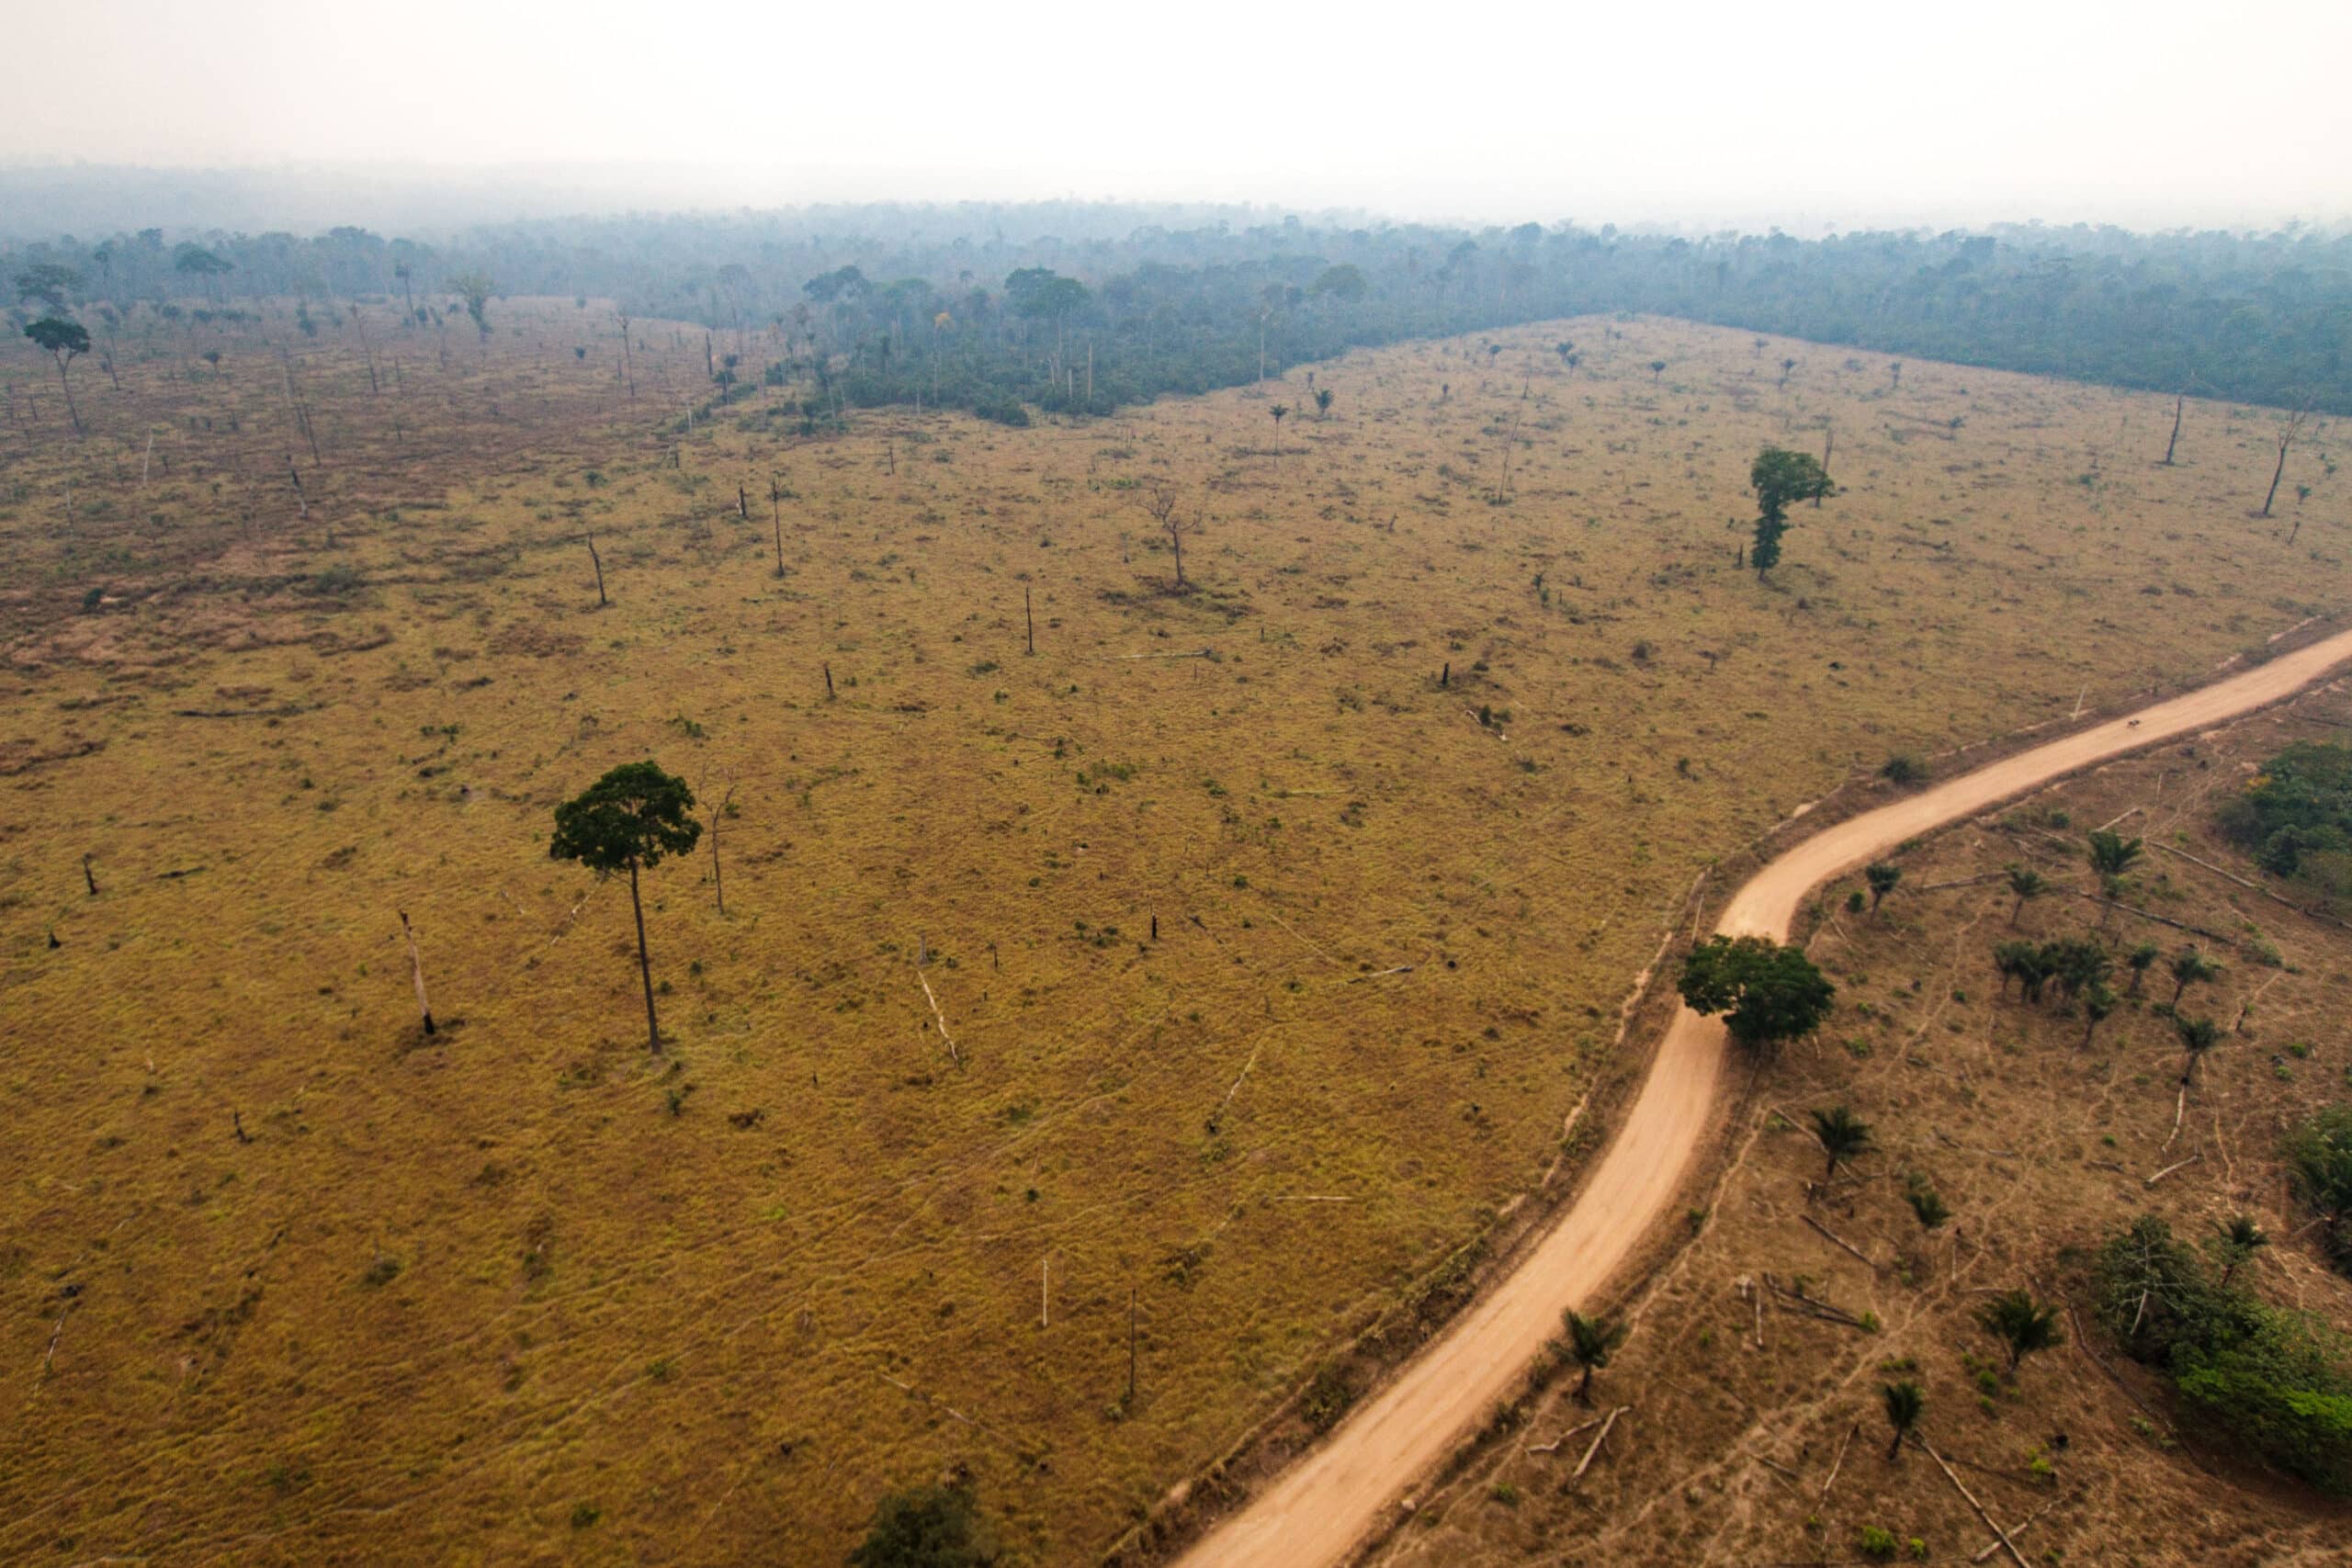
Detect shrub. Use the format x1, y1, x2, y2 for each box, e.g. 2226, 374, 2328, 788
1880, 754, 1928, 786
2093, 1215, 2352, 1490
849, 1484, 1001, 1567
2286, 1105, 2352, 1274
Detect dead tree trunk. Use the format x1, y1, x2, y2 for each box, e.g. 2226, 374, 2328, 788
770, 479, 785, 576
82, 853, 96, 896
400, 910, 435, 1034
584, 532, 607, 606
1025, 585, 1035, 655
709, 786, 734, 916
616, 311, 635, 400
2260, 412, 2306, 518
2162, 390, 2185, 465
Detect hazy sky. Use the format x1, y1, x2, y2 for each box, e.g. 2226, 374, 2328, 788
15, 0, 2350, 230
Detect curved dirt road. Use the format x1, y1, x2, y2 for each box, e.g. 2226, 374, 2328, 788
1182, 626, 2352, 1568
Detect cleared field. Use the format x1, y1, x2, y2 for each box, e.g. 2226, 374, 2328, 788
1376, 674, 2352, 1567
0, 305, 2344, 1563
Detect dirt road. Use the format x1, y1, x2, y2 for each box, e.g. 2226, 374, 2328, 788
1181, 626, 2352, 1568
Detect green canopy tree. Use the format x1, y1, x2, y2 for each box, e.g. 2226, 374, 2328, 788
549, 761, 702, 1053
1747, 447, 1836, 574
13, 263, 82, 311
1864, 861, 1902, 910
1678, 935, 1836, 1052
25, 317, 91, 437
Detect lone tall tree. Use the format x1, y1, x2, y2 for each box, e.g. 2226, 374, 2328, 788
549, 761, 702, 1053
25, 318, 91, 437
1747, 447, 1835, 575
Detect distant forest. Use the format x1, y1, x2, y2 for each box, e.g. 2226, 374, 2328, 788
7, 203, 2347, 419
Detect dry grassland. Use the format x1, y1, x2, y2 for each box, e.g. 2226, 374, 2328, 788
0, 302, 2344, 1562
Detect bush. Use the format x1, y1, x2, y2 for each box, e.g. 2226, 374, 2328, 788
2093, 1215, 2352, 1490
1880, 754, 1928, 786
2287, 1105, 2352, 1274
849, 1484, 1001, 1567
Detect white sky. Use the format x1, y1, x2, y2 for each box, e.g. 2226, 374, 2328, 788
13, 0, 2350, 230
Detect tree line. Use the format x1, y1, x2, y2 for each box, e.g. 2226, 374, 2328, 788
8, 205, 2350, 419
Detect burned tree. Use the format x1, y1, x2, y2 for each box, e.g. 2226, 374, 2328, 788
1139, 479, 1204, 591
2261, 406, 2311, 520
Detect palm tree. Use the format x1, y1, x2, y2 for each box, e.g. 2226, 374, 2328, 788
1560, 1308, 1628, 1404
1269, 404, 1289, 476
2086, 829, 2143, 921
2168, 946, 2222, 1007
1975, 1290, 2064, 1374
2212, 1215, 2269, 1286
1882, 1381, 1924, 1461
1811, 1106, 1873, 1179
1864, 861, 1902, 911
2006, 866, 2047, 928
2175, 1015, 2221, 1085
1649, 358, 1668, 383
2124, 942, 2160, 995
2047, 937, 2111, 1001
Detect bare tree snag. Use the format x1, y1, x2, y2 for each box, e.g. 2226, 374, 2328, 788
400, 910, 435, 1035
2261, 407, 2309, 518
2162, 389, 2185, 465
1139, 479, 1203, 590
737, 483, 749, 521
82, 853, 96, 896
616, 310, 635, 400
823, 663, 834, 701
709, 784, 735, 917
770, 478, 785, 576
288, 456, 307, 520
1024, 585, 1035, 655
583, 532, 607, 607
